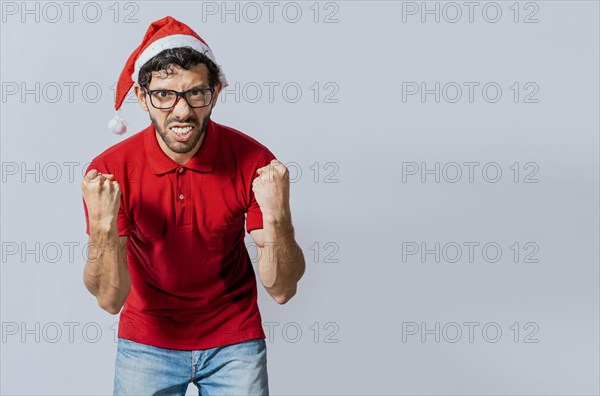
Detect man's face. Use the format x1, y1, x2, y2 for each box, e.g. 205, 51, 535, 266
134, 63, 220, 155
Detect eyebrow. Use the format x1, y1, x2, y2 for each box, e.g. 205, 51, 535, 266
152, 84, 210, 91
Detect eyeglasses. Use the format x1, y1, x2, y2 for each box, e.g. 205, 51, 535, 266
144, 87, 214, 110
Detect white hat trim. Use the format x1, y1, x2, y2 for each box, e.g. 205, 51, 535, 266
131, 34, 228, 87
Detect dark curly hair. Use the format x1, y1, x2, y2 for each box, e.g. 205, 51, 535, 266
138, 46, 221, 89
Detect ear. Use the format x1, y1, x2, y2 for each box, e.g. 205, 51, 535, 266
133, 83, 149, 112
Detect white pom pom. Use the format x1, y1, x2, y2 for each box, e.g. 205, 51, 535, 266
108, 112, 127, 135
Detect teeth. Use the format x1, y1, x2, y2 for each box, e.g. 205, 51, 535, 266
171, 126, 192, 134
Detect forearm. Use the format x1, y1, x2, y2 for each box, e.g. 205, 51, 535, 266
83, 224, 130, 314
258, 211, 305, 303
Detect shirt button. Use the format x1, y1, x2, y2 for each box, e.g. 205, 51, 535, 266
179, 193, 184, 200
178, 168, 184, 173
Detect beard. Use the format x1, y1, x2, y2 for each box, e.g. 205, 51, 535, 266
150, 109, 211, 154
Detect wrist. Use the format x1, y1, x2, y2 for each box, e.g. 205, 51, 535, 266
90, 219, 119, 236
263, 209, 292, 227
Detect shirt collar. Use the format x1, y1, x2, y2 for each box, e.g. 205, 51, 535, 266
144, 118, 218, 175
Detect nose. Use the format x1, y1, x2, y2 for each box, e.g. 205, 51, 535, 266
171, 95, 193, 118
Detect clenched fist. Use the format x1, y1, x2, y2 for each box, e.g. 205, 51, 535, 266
81, 169, 121, 230
252, 159, 290, 220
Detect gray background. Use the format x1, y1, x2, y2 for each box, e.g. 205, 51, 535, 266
1, 1, 599, 395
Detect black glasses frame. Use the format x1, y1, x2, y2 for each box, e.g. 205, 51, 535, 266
143, 87, 215, 109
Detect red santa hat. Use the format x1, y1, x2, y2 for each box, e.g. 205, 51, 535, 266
108, 16, 228, 134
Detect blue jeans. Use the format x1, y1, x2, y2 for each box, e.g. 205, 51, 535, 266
113, 337, 269, 395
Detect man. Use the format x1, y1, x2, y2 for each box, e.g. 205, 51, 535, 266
80, 16, 305, 395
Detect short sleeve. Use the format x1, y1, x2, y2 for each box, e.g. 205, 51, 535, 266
245, 150, 277, 234
83, 161, 130, 237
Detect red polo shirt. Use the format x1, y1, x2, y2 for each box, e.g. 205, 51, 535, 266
82, 118, 276, 350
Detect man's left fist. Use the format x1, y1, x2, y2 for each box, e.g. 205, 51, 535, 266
252, 159, 290, 218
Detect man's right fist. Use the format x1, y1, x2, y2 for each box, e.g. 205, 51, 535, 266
81, 169, 121, 229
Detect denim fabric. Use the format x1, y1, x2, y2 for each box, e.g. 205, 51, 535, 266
113, 337, 269, 395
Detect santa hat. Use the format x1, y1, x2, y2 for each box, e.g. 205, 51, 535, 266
108, 16, 228, 134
